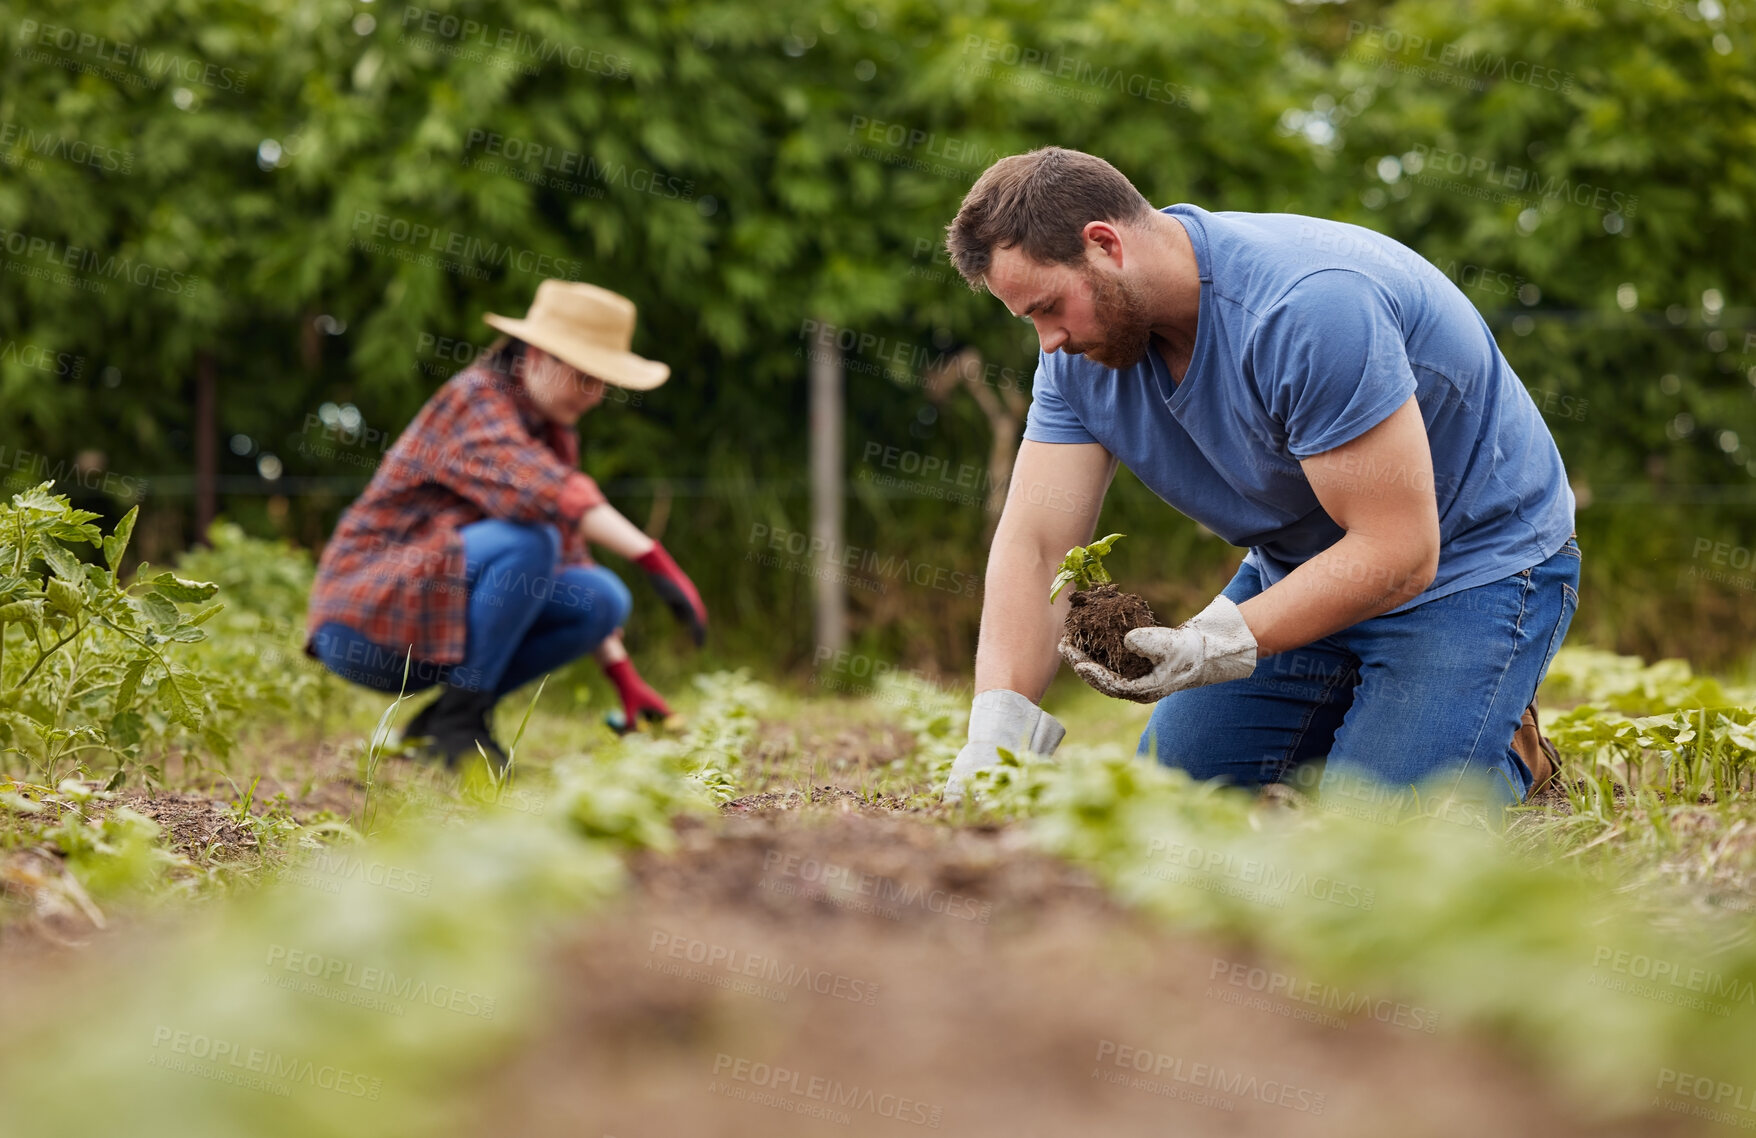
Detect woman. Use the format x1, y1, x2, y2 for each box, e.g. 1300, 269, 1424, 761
304, 280, 708, 767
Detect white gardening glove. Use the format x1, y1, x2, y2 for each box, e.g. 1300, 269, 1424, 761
943, 689, 1066, 802
1060, 595, 1258, 704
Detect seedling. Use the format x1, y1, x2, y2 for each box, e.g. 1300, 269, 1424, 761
1053, 533, 1162, 683
1050, 533, 1127, 602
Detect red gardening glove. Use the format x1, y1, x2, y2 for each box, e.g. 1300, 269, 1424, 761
603, 658, 673, 731
636, 543, 707, 646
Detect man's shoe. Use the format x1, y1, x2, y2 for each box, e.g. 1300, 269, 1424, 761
1511, 695, 1560, 799
419, 686, 507, 771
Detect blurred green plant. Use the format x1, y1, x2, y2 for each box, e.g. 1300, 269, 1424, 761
0, 665, 754, 1138
0, 484, 228, 786
971, 705, 1756, 1119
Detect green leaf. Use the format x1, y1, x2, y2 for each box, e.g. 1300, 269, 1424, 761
108, 710, 144, 749
159, 667, 203, 730
116, 655, 150, 711
140, 592, 179, 629
0, 600, 43, 626
103, 506, 139, 573
148, 573, 219, 603
46, 576, 82, 616
187, 602, 226, 627
37, 540, 83, 582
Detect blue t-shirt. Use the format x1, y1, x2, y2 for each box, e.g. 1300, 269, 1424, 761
1023, 204, 1574, 611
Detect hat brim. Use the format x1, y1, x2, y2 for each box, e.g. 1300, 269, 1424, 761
482, 313, 671, 391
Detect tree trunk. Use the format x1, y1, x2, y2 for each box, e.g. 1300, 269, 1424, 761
194, 350, 217, 546
809, 319, 847, 663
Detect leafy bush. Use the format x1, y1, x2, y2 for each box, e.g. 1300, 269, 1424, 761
0, 485, 230, 786
172, 520, 344, 742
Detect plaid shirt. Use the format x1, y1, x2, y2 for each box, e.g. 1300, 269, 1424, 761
305, 364, 605, 665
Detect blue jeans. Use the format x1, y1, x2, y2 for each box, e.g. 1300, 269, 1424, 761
311, 520, 632, 696
1139, 537, 1580, 808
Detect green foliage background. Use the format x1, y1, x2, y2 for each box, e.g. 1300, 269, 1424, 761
1, 0, 1752, 675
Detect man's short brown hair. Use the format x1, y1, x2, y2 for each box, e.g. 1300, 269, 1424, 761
945, 147, 1155, 290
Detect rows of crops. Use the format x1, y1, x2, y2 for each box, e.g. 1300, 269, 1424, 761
4, 485, 1756, 1134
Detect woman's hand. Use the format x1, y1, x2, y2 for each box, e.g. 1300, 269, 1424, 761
577, 503, 707, 644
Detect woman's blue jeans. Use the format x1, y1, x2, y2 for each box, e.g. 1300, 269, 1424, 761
311, 520, 632, 696
1140, 537, 1581, 809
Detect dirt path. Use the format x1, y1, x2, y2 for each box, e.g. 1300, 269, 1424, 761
471, 788, 1693, 1138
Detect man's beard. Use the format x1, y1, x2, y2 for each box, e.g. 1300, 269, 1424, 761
1071, 264, 1154, 371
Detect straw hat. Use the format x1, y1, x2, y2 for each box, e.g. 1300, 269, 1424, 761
483, 280, 670, 391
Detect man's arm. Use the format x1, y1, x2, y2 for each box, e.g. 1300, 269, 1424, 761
1235, 396, 1440, 656
974, 439, 1118, 699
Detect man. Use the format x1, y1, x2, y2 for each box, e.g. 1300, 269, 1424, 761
941, 147, 1577, 813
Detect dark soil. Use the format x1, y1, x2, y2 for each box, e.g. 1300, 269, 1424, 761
468, 797, 1697, 1138
1067, 583, 1161, 680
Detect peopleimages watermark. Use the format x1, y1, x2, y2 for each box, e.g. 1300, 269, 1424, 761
1140, 836, 1378, 911
408, 333, 645, 406
262, 944, 498, 1020
1206, 957, 1441, 1033
0, 337, 84, 378
1405, 143, 1637, 217
958, 35, 1195, 107
858, 441, 998, 509
398, 8, 632, 78
1429, 255, 1539, 304
758, 848, 992, 924
0, 225, 202, 299
1591, 946, 1755, 1018
1679, 536, 1756, 594
810, 647, 973, 709
647, 928, 881, 1006
284, 844, 433, 897
16, 19, 249, 92
0, 121, 132, 173
0, 447, 150, 500
149, 1026, 382, 1100
796, 317, 1027, 393
1345, 21, 1575, 93
745, 523, 980, 598
708, 1053, 943, 1127
1654, 1068, 1756, 1128
1092, 1039, 1327, 1114
843, 116, 1002, 182
298, 411, 393, 472
461, 128, 695, 201
348, 209, 585, 281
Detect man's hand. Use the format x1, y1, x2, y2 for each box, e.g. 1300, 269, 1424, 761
944, 689, 1067, 802
1060, 595, 1257, 703
636, 543, 708, 646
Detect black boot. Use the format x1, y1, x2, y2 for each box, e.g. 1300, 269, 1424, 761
418, 685, 507, 770
401, 695, 442, 745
